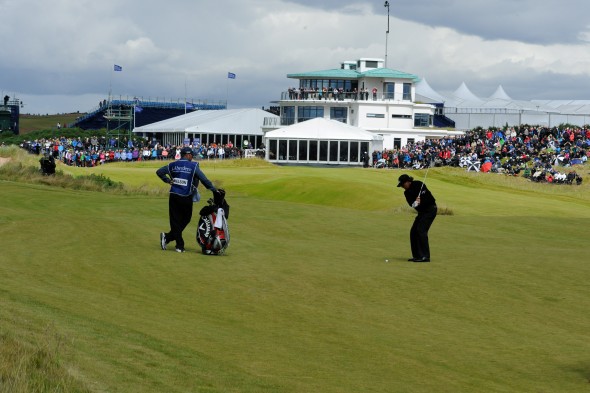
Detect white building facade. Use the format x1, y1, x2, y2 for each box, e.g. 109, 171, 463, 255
263, 58, 463, 156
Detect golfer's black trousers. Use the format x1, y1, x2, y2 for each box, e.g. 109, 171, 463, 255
410, 206, 437, 259
166, 193, 193, 250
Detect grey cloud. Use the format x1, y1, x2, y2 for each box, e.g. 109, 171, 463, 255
286, 0, 590, 45
4, 0, 590, 114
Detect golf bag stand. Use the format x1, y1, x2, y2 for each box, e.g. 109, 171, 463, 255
196, 189, 230, 255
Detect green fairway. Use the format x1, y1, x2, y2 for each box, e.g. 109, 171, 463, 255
1, 151, 589, 392
19, 113, 83, 134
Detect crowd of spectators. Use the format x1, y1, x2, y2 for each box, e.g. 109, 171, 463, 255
287, 86, 377, 101
18, 125, 589, 184
22, 136, 248, 167
367, 125, 588, 183
369, 125, 588, 169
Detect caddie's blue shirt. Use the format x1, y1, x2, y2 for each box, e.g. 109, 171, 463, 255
156, 159, 216, 197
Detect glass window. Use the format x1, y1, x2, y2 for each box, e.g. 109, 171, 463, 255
350, 141, 359, 162
367, 113, 385, 118
288, 140, 297, 160
298, 106, 324, 123
282, 106, 295, 126
269, 139, 277, 160
414, 113, 432, 127
329, 141, 338, 161
403, 83, 411, 100
278, 140, 287, 160
339, 141, 349, 162
298, 140, 307, 160
330, 107, 347, 123
319, 141, 328, 161
384, 82, 395, 99
407, 138, 415, 145
365, 60, 378, 68
394, 138, 401, 149
360, 142, 369, 158
309, 140, 318, 161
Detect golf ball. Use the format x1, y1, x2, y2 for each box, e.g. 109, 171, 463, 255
385, 259, 389, 263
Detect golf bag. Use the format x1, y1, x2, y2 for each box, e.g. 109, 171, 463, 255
196, 189, 230, 255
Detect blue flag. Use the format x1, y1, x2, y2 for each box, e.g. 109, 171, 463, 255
114, 64, 122, 71
227, 72, 236, 79
134, 106, 143, 113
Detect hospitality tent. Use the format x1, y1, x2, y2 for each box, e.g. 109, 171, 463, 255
264, 117, 383, 165
133, 108, 278, 148
416, 79, 590, 129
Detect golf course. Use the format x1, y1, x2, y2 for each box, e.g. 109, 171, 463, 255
1, 146, 589, 392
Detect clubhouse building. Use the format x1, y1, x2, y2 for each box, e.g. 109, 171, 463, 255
262, 57, 462, 164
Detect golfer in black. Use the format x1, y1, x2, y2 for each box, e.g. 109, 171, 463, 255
156, 147, 218, 253
397, 174, 437, 262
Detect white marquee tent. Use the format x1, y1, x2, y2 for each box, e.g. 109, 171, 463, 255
264, 117, 383, 165
416, 79, 590, 129
133, 108, 278, 148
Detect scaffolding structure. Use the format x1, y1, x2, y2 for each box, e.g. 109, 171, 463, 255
104, 103, 134, 148
0, 95, 22, 134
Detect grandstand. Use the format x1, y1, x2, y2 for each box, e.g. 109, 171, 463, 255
69, 97, 227, 131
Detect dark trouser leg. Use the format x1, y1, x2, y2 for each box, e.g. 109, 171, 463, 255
410, 207, 437, 259
166, 194, 193, 250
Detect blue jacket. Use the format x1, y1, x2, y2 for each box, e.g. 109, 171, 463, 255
156, 159, 216, 197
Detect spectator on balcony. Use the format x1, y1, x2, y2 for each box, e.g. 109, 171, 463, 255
372, 87, 378, 101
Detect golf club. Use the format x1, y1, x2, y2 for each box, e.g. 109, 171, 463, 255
411, 165, 430, 208
418, 164, 430, 194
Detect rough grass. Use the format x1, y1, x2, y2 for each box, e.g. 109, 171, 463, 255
0, 328, 89, 393
0, 146, 165, 196
1, 146, 589, 392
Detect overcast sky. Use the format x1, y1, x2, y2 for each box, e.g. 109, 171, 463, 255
2, 0, 590, 114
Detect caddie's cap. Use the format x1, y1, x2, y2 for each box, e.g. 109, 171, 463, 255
180, 147, 193, 156
397, 174, 413, 187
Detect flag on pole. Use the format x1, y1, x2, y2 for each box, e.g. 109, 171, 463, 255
114, 64, 123, 71
227, 72, 236, 79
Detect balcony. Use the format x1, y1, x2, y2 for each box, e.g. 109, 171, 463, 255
280, 90, 412, 102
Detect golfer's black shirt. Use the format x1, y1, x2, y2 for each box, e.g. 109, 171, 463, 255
404, 181, 436, 212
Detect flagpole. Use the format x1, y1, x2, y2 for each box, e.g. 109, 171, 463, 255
109, 66, 113, 102
226, 72, 235, 109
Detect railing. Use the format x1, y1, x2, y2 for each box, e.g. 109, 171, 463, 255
263, 117, 280, 127
280, 90, 412, 102
274, 117, 347, 126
